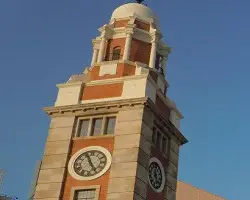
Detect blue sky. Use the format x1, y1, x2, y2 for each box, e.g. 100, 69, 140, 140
0, 0, 249, 199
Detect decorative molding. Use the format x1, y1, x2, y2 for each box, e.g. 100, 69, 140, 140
110, 16, 153, 28
73, 135, 114, 141
133, 28, 152, 43
67, 74, 88, 84
128, 16, 136, 24
112, 26, 152, 43
88, 59, 138, 72
69, 185, 100, 200
125, 24, 136, 35
92, 39, 101, 50
98, 24, 114, 39
43, 97, 148, 116
56, 82, 83, 88
43, 97, 187, 145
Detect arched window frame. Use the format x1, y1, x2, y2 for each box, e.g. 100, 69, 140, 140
110, 46, 121, 61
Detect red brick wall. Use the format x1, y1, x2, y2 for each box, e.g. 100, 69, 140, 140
114, 20, 129, 28
155, 95, 170, 120
130, 38, 151, 65
62, 137, 114, 200
105, 38, 126, 61
89, 64, 135, 81
135, 19, 150, 32
82, 83, 123, 100
120, 63, 136, 76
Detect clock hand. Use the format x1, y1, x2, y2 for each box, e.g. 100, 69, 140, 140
86, 153, 96, 170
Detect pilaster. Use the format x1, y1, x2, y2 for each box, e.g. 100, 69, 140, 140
123, 25, 135, 61
34, 116, 76, 200
149, 31, 159, 69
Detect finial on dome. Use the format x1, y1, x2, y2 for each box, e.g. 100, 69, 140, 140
135, 0, 144, 4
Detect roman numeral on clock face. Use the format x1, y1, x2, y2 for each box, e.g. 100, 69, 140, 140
69, 147, 112, 181
73, 150, 108, 178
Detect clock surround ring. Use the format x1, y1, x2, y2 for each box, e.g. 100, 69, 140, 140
68, 146, 112, 181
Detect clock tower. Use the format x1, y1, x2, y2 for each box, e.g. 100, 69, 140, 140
32, 2, 187, 200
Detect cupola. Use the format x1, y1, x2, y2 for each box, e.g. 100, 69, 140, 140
89, 3, 171, 80
111, 3, 160, 30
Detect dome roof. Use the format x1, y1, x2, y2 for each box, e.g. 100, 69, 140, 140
111, 3, 159, 28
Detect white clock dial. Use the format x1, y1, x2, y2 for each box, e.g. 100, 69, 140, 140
148, 157, 165, 193
73, 150, 107, 177
68, 146, 112, 181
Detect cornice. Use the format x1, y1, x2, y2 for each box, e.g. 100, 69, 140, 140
145, 99, 188, 145
56, 82, 83, 88
43, 97, 148, 117
43, 97, 187, 145
110, 16, 152, 28
112, 26, 152, 43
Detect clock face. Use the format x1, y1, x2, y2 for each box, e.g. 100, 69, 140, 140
73, 150, 107, 177
148, 157, 165, 193
68, 146, 112, 180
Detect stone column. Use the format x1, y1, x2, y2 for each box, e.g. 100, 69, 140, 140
123, 31, 133, 61
161, 56, 167, 75
149, 37, 158, 69
97, 35, 106, 63
91, 48, 98, 65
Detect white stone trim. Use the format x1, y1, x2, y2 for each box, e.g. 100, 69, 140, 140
97, 36, 106, 63
92, 39, 101, 50
99, 63, 117, 76
56, 82, 83, 88
85, 74, 148, 86
112, 27, 152, 44
68, 146, 112, 181
75, 114, 117, 137
80, 97, 122, 104
69, 185, 101, 200
110, 16, 153, 28
148, 157, 165, 193
123, 26, 134, 60
133, 28, 152, 43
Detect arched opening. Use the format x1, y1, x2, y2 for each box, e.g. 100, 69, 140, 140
111, 46, 121, 60
155, 53, 165, 75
